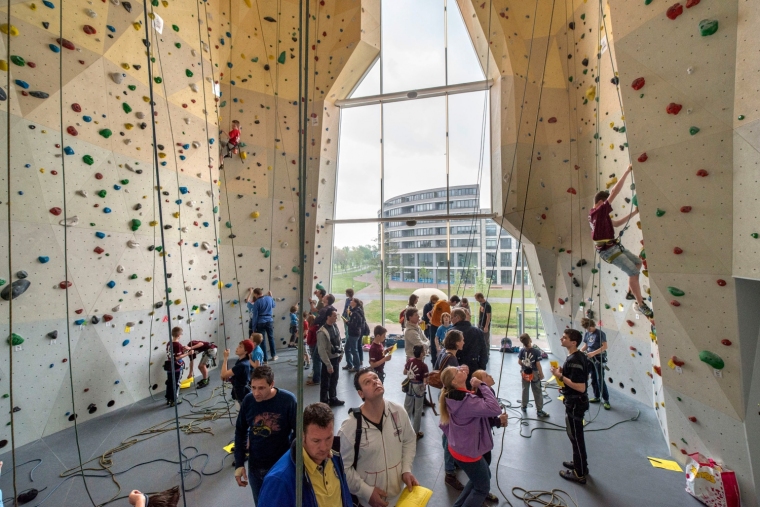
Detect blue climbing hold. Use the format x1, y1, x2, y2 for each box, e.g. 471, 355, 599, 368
225, 283, 232, 288
42, 0, 54, 7
107, 281, 116, 288
113, 184, 121, 190
95, 231, 106, 239
103, 207, 112, 213
209, 138, 215, 145
160, 161, 167, 166
179, 186, 188, 194
182, 144, 189, 150
175, 199, 182, 205
226, 31, 231, 37
106, 25, 116, 32
83, 116, 92, 122
18, 191, 23, 195
64, 146, 74, 155
49, 364, 54, 368
193, 242, 199, 247
38, 256, 49, 263
0, 88, 5, 101
122, 339, 130, 346
25, 164, 30, 168
75, 319, 85, 326
49, 44, 61, 53
202, 222, 209, 227
179, 155, 186, 161
114, 380, 120, 384
15, 80, 29, 89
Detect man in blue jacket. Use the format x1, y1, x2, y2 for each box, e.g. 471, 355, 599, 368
247, 287, 277, 362
258, 402, 352, 507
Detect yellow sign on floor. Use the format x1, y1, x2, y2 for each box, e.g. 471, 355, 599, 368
397, 486, 433, 507
648, 457, 683, 472
223, 442, 235, 454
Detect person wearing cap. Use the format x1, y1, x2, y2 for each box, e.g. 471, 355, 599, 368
234, 365, 298, 504
221, 339, 256, 408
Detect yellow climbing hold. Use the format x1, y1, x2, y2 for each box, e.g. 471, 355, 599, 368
158, 152, 166, 158
174, 299, 182, 305
143, 96, 151, 102
609, 122, 614, 128
240, 151, 247, 160
162, 0, 168, 6
609, 144, 614, 150
585, 85, 596, 101
268, 166, 273, 171
172, 212, 180, 218
0, 60, 8, 71
145, 277, 153, 282
125, 123, 134, 130
217, 281, 223, 288
251, 211, 260, 218
243, 0, 251, 6
39, 168, 45, 173
133, 22, 141, 30
0, 24, 19, 36
30, 3, 37, 10
279, 205, 285, 210
122, 63, 130, 70
149, 220, 158, 226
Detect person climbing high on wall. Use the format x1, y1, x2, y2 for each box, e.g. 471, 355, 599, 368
589, 164, 653, 320
224, 119, 241, 158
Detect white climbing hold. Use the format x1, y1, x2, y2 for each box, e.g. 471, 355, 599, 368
184, 118, 190, 124
110, 0, 119, 4
201, 42, 209, 52
201, 275, 207, 280
125, 163, 135, 172
112, 304, 121, 312
86, 8, 97, 18
187, 200, 196, 207
124, 139, 132, 145
189, 83, 198, 92
200, 303, 209, 311
275, 265, 281, 270
116, 265, 125, 273
192, 141, 201, 149
687, 66, 694, 74
127, 240, 139, 248
288, 216, 296, 223
180, 227, 188, 233
60, 216, 79, 227
77, 190, 88, 197
274, 276, 283, 281
321, 178, 327, 184
135, 112, 144, 120
201, 241, 211, 250
206, 190, 213, 197
135, 291, 143, 297
110, 72, 124, 84
281, 242, 289, 248
126, 321, 135, 327
185, 285, 191, 292
188, 259, 194, 265
191, 49, 198, 57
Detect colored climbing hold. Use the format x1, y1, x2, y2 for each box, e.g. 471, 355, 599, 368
7, 334, 24, 346
131, 219, 141, 231
83, 25, 96, 35
637, 153, 648, 163
0, 24, 19, 36
699, 19, 718, 36
56, 38, 75, 50
277, 51, 286, 64
49, 207, 62, 216
721, 339, 732, 346
72, 103, 81, 112
631, 195, 638, 207
67, 126, 78, 136
122, 339, 130, 346
39, 256, 49, 263
689, 126, 700, 135
716, 279, 727, 286
566, 187, 577, 195
30, 91, 50, 99
185, 69, 193, 78
698, 350, 724, 369
585, 85, 596, 102
107, 281, 116, 288
10, 55, 25, 67
98, 190, 107, 198
251, 211, 260, 218
154, 77, 162, 84
83, 155, 94, 165
667, 286, 685, 297
696, 169, 708, 177
631, 77, 645, 91
666, 3, 683, 20
686, 0, 700, 6
122, 103, 132, 114
752, 233, 759, 239
74, 319, 85, 326
673, 247, 683, 255
666, 103, 682, 115
656, 209, 666, 217
0, 280, 31, 300
14, 80, 29, 89
670, 300, 681, 307
99, 129, 113, 138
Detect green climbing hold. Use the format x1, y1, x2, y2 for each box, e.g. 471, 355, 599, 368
645, 0, 653, 4
130, 273, 138, 279
225, 221, 232, 228
172, 24, 179, 32
667, 286, 685, 297
640, 94, 644, 98
175, 42, 181, 48
618, 126, 626, 133
631, 194, 638, 207
639, 250, 646, 260
699, 350, 724, 369
152, 0, 158, 5
568, 76, 573, 83
131, 219, 141, 231
122, 103, 132, 113
213, 206, 219, 213
558, 248, 566, 253
677, 397, 682, 402
580, 13, 585, 20
689, 126, 700, 135
291, 266, 300, 273
738, 115, 745, 121
128, 85, 136, 91
83, 155, 94, 165
7, 333, 23, 346
0, 279, 5, 286
99, 129, 113, 138
1, 394, 7, 399
263, 250, 270, 258
98, 189, 107, 198
591, 268, 598, 274
277, 51, 286, 64
192, 305, 199, 311
604, 304, 611, 309
155, 246, 163, 252
185, 69, 193, 78
579, 302, 586, 307
10, 55, 25, 66
220, 101, 227, 107
154, 77, 162, 84
656, 208, 666, 217
752, 233, 759, 239
699, 19, 718, 37
252, 57, 259, 62
121, 179, 129, 185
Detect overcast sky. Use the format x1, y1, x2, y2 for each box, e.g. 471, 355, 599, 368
333, 0, 491, 248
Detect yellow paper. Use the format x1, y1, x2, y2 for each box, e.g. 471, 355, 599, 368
550, 361, 564, 387
648, 457, 683, 472
223, 442, 235, 454
389, 343, 398, 354
396, 486, 433, 507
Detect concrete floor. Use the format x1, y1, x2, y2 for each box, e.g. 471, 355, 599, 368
0, 346, 702, 507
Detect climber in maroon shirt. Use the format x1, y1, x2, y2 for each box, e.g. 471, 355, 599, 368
224, 120, 241, 158
589, 164, 653, 320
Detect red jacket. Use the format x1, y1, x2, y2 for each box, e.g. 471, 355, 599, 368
228, 127, 240, 145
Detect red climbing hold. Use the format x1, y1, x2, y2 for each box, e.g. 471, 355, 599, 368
567, 187, 577, 195
71, 103, 81, 112
696, 169, 708, 177
654, 366, 662, 376
631, 77, 645, 91
83, 25, 96, 35
666, 3, 683, 20
717, 279, 727, 286
680, 206, 692, 213
27, 62, 36, 68
685, 0, 700, 7
541, 214, 547, 219
94, 247, 104, 254
67, 126, 78, 136
75, 309, 83, 314
626, 320, 635, 327
95, 173, 103, 180
59, 281, 72, 289
56, 38, 76, 50
548, 117, 557, 123
103, 314, 113, 322
49, 207, 62, 216
670, 300, 681, 307
721, 339, 732, 346
688, 416, 698, 423
671, 356, 685, 367
629, 346, 637, 351
637, 153, 648, 163
558, 298, 564, 305
673, 247, 683, 254
666, 103, 683, 115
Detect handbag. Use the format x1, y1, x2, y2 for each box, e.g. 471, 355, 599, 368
401, 376, 411, 394
685, 453, 740, 507
427, 353, 452, 389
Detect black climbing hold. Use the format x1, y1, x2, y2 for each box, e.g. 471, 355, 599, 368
0, 88, 6, 101
12, 407, 20, 413
0, 439, 7, 448
68, 414, 77, 421
91, 316, 100, 324
139, 122, 147, 130
29, 91, 50, 99
166, 273, 172, 278
264, 64, 270, 71
87, 404, 97, 414
610, 77, 619, 85
133, 64, 141, 70
581, 58, 589, 67
572, 277, 580, 288
107, 400, 115, 407
135, 169, 143, 174
163, 225, 172, 230
576, 259, 588, 267
152, 384, 158, 390
229, 234, 236, 239
238, 253, 243, 257
162, 191, 170, 196
47, 330, 58, 339
16, 270, 28, 279
1, 279, 31, 301
155, 301, 163, 309
568, 21, 575, 29
157, 144, 164, 150
148, 245, 155, 251
122, 1, 132, 12
134, 203, 142, 210
42, 21, 49, 29
263, 16, 276, 22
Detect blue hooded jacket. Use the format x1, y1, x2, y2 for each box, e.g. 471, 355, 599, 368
258, 441, 353, 507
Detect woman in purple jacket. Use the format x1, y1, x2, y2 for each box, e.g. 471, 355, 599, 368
438, 366, 503, 507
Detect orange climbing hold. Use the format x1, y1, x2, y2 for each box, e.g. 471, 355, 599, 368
94, 247, 104, 254
671, 356, 685, 367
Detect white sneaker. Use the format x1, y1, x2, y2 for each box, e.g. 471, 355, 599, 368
272, 356, 279, 361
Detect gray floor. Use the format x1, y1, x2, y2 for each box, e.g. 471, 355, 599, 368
0, 347, 701, 507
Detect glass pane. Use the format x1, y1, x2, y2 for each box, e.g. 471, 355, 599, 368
350, 58, 381, 98
447, 0, 486, 85
381, 0, 445, 93
448, 92, 491, 211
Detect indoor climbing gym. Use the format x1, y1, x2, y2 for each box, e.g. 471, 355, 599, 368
0, 0, 757, 506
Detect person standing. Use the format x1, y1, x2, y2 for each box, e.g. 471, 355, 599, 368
342, 288, 354, 336
258, 403, 353, 507
247, 288, 278, 362
346, 298, 366, 373
403, 308, 429, 361
234, 365, 298, 504
517, 334, 549, 418
434, 330, 464, 492
474, 292, 492, 347
165, 327, 189, 407
435, 312, 452, 351
368, 325, 392, 383
424, 295, 440, 352
581, 318, 610, 410
401, 294, 419, 332
339, 368, 419, 507
450, 308, 489, 385
403, 345, 429, 439
550, 329, 591, 484
306, 314, 321, 386
439, 366, 503, 507
459, 298, 472, 322
317, 309, 345, 407
221, 339, 255, 408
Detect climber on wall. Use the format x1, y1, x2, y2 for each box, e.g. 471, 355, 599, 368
588, 164, 653, 320
224, 119, 241, 158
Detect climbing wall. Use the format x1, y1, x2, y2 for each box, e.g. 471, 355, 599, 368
0, 0, 229, 447
459, 0, 760, 501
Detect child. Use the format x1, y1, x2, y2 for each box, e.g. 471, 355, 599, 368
403, 344, 429, 439
250, 332, 265, 367
368, 325, 392, 383
471, 370, 508, 504
435, 312, 452, 348
517, 334, 549, 418
165, 327, 189, 407
221, 339, 255, 408
305, 314, 320, 385
129, 487, 180, 507
225, 120, 241, 158
186, 339, 218, 388
287, 305, 299, 348
589, 164, 653, 319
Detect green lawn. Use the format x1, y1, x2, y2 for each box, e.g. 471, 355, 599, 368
330, 268, 371, 295
384, 287, 535, 299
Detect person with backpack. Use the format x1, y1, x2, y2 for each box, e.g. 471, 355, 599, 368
433, 330, 464, 492
346, 298, 368, 373
403, 308, 429, 362
403, 345, 429, 439
517, 333, 549, 418
317, 309, 345, 407
338, 367, 419, 507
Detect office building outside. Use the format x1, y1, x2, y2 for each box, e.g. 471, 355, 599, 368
380, 184, 530, 289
